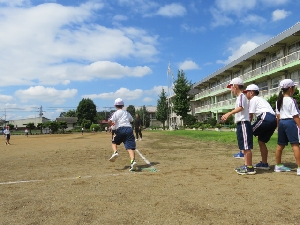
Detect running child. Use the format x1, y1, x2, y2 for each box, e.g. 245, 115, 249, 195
243, 84, 277, 170
221, 78, 255, 175
274, 79, 300, 175
108, 98, 137, 171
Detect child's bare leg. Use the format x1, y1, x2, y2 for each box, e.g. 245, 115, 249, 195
291, 143, 300, 166
127, 149, 135, 161
275, 145, 285, 164
258, 140, 268, 163
244, 150, 252, 166
112, 143, 117, 153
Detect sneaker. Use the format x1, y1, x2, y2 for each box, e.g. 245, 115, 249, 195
129, 160, 137, 171
297, 168, 300, 176
233, 151, 244, 159
135, 139, 138, 141
108, 152, 119, 162
274, 165, 291, 172
234, 165, 246, 172
254, 161, 270, 170
236, 166, 256, 175
139, 138, 142, 141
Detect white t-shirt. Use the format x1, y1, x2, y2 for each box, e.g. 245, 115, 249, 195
4, 129, 10, 135
109, 109, 133, 129
249, 96, 275, 116
276, 97, 300, 119
234, 93, 250, 123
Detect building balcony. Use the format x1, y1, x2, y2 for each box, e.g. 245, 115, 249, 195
195, 86, 280, 114
194, 50, 300, 101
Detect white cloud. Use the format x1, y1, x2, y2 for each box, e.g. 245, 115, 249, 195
156, 3, 186, 17
214, 0, 257, 15
181, 23, 206, 33
82, 86, 168, 102
217, 41, 259, 64
241, 14, 267, 25
112, 14, 128, 22
178, 60, 200, 70
143, 97, 153, 102
0, 94, 14, 103
15, 86, 78, 104
272, 9, 291, 21
210, 8, 234, 27
0, 2, 159, 86
82, 61, 152, 79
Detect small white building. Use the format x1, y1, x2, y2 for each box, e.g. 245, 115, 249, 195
8, 117, 51, 129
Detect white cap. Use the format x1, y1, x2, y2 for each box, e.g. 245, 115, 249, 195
114, 98, 124, 106
227, 77, 244, 88
280, 79, 295, 88
243, 84, 259, 93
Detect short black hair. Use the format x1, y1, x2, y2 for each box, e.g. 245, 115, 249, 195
115, 105, 124, 109
253, 90, 259, 96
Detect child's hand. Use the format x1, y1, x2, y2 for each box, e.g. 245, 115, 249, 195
221, 113, 230, 121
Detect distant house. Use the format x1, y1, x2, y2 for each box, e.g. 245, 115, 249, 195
56, 117, 78, 130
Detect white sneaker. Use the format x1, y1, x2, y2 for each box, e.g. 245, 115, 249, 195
297, 168, 300, 176
129, 161, 137, 171
139, 138, 142, 141
274, 165, 291, 172
109, 152, 119, 162
135, 139, 138, 141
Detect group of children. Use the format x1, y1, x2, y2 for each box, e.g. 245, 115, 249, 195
221, 78, 300, 176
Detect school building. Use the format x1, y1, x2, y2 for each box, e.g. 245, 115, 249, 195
191, 22, 300, 122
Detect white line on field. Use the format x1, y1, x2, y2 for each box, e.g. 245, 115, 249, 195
135, 149, 156, 170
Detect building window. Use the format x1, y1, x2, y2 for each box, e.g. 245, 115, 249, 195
233, 70, 240, 78
288, 41, 300, 54
271, 78, 279, 89
290, 70, 300, 83
258, 81, 268, 91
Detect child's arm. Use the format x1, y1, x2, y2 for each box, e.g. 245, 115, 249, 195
221, 106, 243, 121
249, 113, 254, 122
293, 115, 300, 128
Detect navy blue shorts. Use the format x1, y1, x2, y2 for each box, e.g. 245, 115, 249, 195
278, 119, 300, 145
252, 112, 276, 143
112, 127, 136, 150
236, 121, 253, 150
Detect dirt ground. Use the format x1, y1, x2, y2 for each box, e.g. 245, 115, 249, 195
1, 131, 300, 225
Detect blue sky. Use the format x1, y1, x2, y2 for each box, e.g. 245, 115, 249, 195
0, 0, 299, 120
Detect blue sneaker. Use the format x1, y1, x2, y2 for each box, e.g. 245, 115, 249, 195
234, 165, 246, 172
233, 151, 244, 159
255, 162, 270, 170
274, 165, 291, 172
236, 165, 256, 175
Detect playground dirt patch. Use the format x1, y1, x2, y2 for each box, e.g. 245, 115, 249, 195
1, 131, 300, 225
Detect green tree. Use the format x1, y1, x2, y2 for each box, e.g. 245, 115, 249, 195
267, 87, 300, 110
172, 70, 193, 127
37, 123, 44, 134
126, 105, 136, 118
156, 88, 169, 130
7, 124, 14, 130
90, 124, 100, 132
81, 119, 91, 129
136, 106, 150, 128
26, 122, 35, 135
76, 98, 97, 125
49, 121, 59, 133
59, 121, 68, 133
60, 109, 77, 118
185, 114, 197, 127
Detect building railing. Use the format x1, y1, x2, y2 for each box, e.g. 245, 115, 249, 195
195, 86, 281, 113
194, 50, 300, 101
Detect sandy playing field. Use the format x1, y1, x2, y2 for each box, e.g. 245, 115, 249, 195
1, 131, 300, 225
